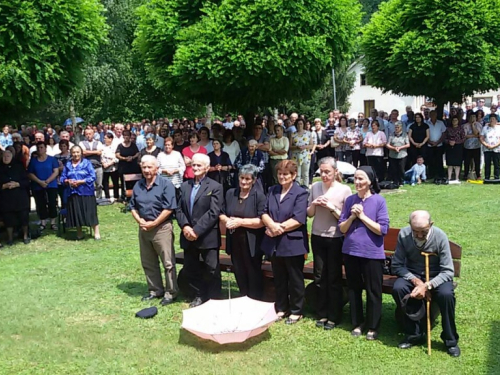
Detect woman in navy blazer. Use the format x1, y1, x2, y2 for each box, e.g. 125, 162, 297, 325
261, 160, 309, 324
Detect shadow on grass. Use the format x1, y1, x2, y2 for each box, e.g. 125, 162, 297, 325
488, 321, 500, 374
178, 328, 271, 352
117, 282, 147, 297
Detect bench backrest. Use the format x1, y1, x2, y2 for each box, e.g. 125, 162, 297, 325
219, 223, 462, 277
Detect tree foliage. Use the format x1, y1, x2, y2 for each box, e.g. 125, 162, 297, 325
135, 0, 361, 111
361, 0, 500, 110
0, 0, 107, 116
284, 62, 355, 120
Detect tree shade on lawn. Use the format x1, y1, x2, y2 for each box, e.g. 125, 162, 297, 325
360, 0, 500, 116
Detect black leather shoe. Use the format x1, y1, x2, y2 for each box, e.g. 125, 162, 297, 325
398, 340, 413, 349
189, 297, 203, 308
160, 297, 175, 306
398, 335, 425, 349
447, 346, 461, 357
141, 294, 162, 302
324, 321, 336, 330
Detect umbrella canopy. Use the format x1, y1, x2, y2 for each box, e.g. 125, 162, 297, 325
63, 117, 85, 126
181, 296, 278, 344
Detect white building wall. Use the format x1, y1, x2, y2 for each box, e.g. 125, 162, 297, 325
347, 63, 425, 115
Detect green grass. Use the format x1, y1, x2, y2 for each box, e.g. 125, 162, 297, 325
0, 183, 499, 374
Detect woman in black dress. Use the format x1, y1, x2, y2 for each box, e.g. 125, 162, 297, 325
407, 113, 430, 167
208, 139, 233, 192
219, 164, 266, 300
0, 150, 31, 246
115, 130, 140, 200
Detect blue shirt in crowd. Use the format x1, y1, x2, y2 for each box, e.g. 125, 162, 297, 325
130, 175, 177, 221
27, 156, 59, 190
0, 133, 13, 149
60, 158, 96, 196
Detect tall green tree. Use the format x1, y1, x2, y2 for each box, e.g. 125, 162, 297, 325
0, 0, 107, 120
361, 0, 500, 114
284, 63, 355, 120
135, 0, 361, 117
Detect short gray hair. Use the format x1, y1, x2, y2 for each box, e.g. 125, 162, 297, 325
248, 139, 258, 147
238, 164, 258, 180
192, 153, 210, 167
318, 156, 337, 169
140, 154, 159, 167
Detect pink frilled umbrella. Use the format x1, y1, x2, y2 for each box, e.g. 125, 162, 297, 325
181, 296, 278, 344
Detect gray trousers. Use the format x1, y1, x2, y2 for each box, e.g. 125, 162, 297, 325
94, 167, 103, 199
139, 221, 178, 298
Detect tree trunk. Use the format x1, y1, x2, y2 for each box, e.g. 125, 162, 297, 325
69, 99, 81, 144
206, 103, 213, 127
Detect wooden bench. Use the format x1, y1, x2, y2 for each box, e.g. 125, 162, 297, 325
175, 225, 462, 301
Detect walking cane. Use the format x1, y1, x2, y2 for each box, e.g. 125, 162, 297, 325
421, 252, 435, 356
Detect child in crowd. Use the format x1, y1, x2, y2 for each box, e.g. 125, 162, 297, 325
405, 156, 426, 186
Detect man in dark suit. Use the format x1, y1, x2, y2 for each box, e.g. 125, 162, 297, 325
176, 153, 223, 307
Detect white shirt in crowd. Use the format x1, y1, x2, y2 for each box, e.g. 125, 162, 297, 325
157, 150, 186, 188
425, 119, 447, 147
111, 134, 124, 152
363, 130, 387, 157
222, 140, 241, 164
223, 121, 234, 130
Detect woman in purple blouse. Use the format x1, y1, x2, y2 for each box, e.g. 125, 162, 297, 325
339, 166, 389, 341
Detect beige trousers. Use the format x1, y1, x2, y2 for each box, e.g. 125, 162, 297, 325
139, 221, 178, 298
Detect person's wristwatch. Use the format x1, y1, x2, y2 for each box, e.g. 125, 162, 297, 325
425, 281, 433, 290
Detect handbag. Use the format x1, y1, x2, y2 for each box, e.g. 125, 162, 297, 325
330, 136, 340, 148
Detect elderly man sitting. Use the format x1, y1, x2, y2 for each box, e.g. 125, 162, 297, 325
391, 210, 460, 357
130, 155, 178, 306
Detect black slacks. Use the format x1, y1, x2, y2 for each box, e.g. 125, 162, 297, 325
484, 152, 500, 180
392, 278, 459, 347
311, 235, 344, 323
463, 148, 481, 179
271, 254, 305, 315
389, 157, 406, 185
183, 245, 221, 301
427, 146, 445, 179
33, 188, 58, 220
103, 170, 119, 199
230, 235, 263, 300
344, 254, 383, 330
367, 156, 385, 182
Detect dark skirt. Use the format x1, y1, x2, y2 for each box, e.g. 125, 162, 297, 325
446, 144, 463, 167
66, 195, 99, 228
1, 209, 29, 228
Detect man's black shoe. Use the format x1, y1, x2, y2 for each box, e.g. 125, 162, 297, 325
447, 346, 461, 357
160, 297, 175, 306
189, 297, 203, 308
398, 335, 425, 349
141, 294, 162, 302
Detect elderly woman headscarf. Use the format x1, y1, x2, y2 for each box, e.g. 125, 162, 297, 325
0, 150, 31, 246
220, 164, 266, 300
339, 166, 389, 341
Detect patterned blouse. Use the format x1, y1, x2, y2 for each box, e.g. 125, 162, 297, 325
463, 122, 482, 150
334, 127, 349, 152
291, 130, 313, 164
345, 127, 363, 151
444, 126, 466, 145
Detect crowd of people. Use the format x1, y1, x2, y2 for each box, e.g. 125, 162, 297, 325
0, 108, 468, 357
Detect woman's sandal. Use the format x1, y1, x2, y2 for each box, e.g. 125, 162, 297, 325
39, 224, 46, 231
366, 331, 378, 341
285, 315, 303, 325
51, 224, 58, 231
276, 312, 286, 321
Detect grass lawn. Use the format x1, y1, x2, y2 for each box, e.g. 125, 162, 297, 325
0, 183, 499, 374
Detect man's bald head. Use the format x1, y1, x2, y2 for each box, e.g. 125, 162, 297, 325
409, 210, 432, 227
